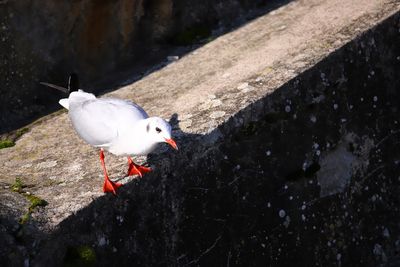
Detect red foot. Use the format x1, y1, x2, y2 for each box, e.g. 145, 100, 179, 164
103, 177, 122, 195
126, 157, 152, 178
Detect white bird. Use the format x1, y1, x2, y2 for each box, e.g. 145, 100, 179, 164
42, 80, 178, 195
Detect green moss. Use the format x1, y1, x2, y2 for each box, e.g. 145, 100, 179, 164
26, 194, 48, 212
240, 122, 258, 136
15, 127, 29, 139
0, 139, 15, 149
64, 246, 96, 267
12, 181, 48, 224
11, 178, 24, 193
0, 127, 29, 151
19, 212, 30, 225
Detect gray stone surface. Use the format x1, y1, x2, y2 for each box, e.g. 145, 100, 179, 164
0, 0, 275, 132
0, 0, 399, 266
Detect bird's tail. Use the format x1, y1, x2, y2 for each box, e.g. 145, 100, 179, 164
40, 73, 89, 110
40, 73, 80, 94
60, 90, 96, 110
59, 98, 70, 109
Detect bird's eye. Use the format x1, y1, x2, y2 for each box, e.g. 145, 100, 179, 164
156, 127, 162, 133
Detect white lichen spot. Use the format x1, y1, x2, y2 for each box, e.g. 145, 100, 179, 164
283, 215, 291, 228
301, 214, 306, 221
266, 150, 271, 156
326, 142, 331, 148
316, 150, 321, 156
360, 97, 364, 102
167, 55, 179, 62
237, 82, 249, 90
333, 103, 338, 110
284, 185, 288, 190
301, 205, 306, 210
310, 115, 317, 123
36, 160, 57, 170
278, 209, 286, 218
22, 163, 33, 168
289, 196, 293, 200
337, 253, 342, 261
116, 216, 124, 223
285, 105, 291, 113
312, 95, 325, 103
267, 202, 271, 208
373, 96, 378, 102
210, 99, 222, 108
209, 111, 225, 119
373, 243, 387, 262
302, 162, 308, 171
98, 236, 107, 247
383, 228, 390, 238
341, 118, 347, 123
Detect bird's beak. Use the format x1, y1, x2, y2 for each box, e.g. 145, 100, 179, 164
165, 138, 178, 150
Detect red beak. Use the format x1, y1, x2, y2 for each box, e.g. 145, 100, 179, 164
165, 138, 178, 150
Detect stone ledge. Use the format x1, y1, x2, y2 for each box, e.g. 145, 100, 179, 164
0, 0, 399, 265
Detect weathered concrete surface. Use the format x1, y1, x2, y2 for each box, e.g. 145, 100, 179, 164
0, 0, 400, 266
0, 0, 276, 132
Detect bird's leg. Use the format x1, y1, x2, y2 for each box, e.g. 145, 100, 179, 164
126, 156, 152, 178
100, 148, 122, 195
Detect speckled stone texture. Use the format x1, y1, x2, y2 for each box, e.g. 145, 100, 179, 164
0, 1, 399, 266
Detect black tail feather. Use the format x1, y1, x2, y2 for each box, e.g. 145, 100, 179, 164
40, 73, 80, 94
68, 73, 79, 91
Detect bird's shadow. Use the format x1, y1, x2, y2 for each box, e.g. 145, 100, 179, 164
146, 112, 203, 168
113, 112, 202, 183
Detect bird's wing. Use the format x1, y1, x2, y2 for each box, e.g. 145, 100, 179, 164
102, 98, 149, 122
68, 98, 148, 147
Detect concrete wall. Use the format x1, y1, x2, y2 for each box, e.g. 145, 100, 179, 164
20, 10, 400, 267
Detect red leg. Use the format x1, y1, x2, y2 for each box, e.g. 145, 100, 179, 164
100, 149, 122, 195
126, 156, 152, 177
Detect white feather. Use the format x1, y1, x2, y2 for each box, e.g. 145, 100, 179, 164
60, 90, 173, 156
59, 98, 69, 109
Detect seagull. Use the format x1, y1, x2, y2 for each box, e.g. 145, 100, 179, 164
41, 78, 178, 195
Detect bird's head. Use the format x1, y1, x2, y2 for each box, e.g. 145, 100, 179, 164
146, 117, 178, 150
